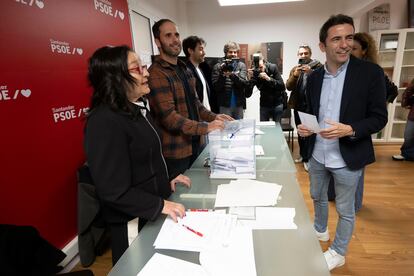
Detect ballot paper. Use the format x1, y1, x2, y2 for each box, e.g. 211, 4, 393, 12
137, 253, 208, 276
298, 111, 321, 133
214, 179, 282, 208
256, 121, 275, 126
238, 207, 297, 229
199, 225, 257, 276
255, 128, 265, 135
154, 212, 237, 252
229, 206, 256, 220
255, 145, 264, 156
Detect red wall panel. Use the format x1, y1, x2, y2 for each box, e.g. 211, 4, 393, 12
0, 0, 132, 248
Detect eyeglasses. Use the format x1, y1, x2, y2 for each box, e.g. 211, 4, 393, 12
128, 64, 148, 74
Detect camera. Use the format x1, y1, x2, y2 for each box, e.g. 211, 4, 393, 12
222, 58, 239, 72
252, 53, 261, 78
298, 58, 308, 65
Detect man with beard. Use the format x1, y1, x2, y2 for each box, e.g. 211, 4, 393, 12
182, 35, 212, 110
148, 19, 232, 178
212, 41, 249, 119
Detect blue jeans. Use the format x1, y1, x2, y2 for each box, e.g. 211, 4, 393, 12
220, 106, 244, 119
309, 157, 362, 256
260, 104, 283, 123
401, 119, 414, 160
354, 169, 364, 212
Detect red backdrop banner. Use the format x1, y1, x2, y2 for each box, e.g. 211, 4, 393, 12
0, 0, 132, 248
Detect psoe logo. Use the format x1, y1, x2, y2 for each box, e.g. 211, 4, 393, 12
16, 0, 45, 9
0, 85, 32, 102
52, 106, 89, 123
94, 0, 125, 21
50, 39, 83, 56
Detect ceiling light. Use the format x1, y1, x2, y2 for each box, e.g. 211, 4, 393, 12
218, 0, 304, 6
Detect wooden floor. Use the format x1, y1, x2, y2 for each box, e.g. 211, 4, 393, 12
72, 143, 414, 276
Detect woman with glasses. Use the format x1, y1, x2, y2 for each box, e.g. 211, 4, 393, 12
84, 45, 191, 265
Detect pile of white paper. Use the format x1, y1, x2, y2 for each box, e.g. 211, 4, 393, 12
213, 147, 255, 174
154, 212, 237, 252
214, 179, 282, 208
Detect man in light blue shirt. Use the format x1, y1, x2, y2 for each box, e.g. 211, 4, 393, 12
298, 14, 387, 271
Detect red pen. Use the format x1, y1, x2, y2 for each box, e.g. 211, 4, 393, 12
188, 208, 210, 212
182, 224, 203, 237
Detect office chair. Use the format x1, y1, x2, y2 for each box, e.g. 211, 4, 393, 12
281, 108, 294, 152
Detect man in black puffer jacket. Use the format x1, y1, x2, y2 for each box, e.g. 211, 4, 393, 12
245, 53, 286, 122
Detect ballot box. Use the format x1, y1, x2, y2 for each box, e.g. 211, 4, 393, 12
208, 119, 256, 179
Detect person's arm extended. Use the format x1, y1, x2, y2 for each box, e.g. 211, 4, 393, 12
148, 69, 213, 136
286, 66, 299, 91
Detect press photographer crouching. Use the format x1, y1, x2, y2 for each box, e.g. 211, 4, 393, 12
245, 53, 286, 122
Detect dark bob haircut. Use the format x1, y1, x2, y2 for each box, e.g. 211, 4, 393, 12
87, 45, 137, 116
319, 14, 354, 44
182, 36, 205, 58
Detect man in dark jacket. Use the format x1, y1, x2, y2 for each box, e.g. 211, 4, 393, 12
286, 45, 323, 169
245, 53, 286, 122
297, 14, 387, 271
182, 35, 212, 110
212, 41, 249, 119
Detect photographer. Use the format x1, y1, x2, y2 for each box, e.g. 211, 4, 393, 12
212, 41, 249, 119
245, 53, 286, 122
286, 45, 322, 169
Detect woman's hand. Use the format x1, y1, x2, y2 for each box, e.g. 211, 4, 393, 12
170, 174, 191, 192
162, 200, 185, 222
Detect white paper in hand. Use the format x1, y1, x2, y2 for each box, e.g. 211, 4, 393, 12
298, 111, 321, 133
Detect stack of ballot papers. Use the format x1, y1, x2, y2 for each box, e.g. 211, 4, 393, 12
213, 147, 255, 173
154, 212, 237, 252
137, 253, 208, 276
214, 179, 282, 208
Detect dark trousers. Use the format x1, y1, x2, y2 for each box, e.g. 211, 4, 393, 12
293, 110, 310, 162
165, 156, 192, 180
260, 104, 284, 123
109, 219, 147, 265
165, 138, 202, 179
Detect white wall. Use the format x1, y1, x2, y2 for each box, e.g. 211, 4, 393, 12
128, 0, 189, 54
341, 0, 407, 32
128, 0, 407, 120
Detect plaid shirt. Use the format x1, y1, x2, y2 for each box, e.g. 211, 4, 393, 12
148, 56, 217, 159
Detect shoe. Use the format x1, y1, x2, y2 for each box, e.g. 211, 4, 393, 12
303, 162, 309, 172
324, 248, 345, 271
392, 154, 405, 161
294, 157, 303, 163
315, 227, 329, 241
